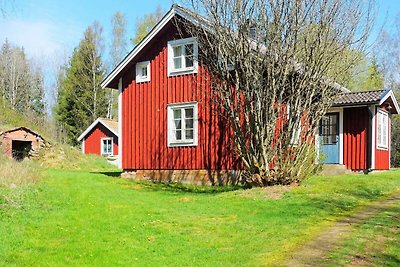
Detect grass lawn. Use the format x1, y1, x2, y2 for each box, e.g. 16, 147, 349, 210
1, 168, 400, 266
327, 197, 400, 266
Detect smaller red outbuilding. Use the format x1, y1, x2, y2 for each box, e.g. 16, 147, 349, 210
77, 118, 119, 159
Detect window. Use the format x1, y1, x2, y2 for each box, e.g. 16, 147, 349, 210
101, 138, 113, 156
319, 114, 338, 144
377, 109, 388, 149
167, 37, 198, 76
167, 102, 198, 147
136, 61, 150, 83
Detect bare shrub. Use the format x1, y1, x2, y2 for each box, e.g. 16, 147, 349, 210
181, 0, 374, 186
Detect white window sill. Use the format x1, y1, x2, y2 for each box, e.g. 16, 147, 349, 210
168, 68, 197, 77
168, 141, 197, 147
136, 78, 150, 83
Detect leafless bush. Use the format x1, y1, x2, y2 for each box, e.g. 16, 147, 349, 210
182, 0, 374, 186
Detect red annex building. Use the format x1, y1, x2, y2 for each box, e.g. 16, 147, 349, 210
101, 5, 399, 183
78, 118, 119, 158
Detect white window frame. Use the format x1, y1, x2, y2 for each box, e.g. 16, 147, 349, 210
167, 102, 198, 147
167, 37, 198, 76
290, 120, 302, 146
101, 137, 113, 156
136, 61, 150, 83
377, 109, 389, 150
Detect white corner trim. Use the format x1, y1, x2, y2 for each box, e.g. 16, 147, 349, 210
389, 113, 391, 169
370, 105, 376, 169
82, 139, 85, 153
339, 109, 344, 165
379, 89, 400, 114
315, 131, 320, 164
118, 77, 123, 169
77, 118, 119, 141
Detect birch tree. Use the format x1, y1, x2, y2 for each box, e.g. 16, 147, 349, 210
107, 11, 128, 119
55, 22, 107, 145
182, 0, 374, 186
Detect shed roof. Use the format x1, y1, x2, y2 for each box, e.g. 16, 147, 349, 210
77, 118, 119, 141
0, 126, 44, 140
334, 90, 386, 105
333, 89, 399, 114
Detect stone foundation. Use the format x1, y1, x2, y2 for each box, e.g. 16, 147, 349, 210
121, 169, 240, 185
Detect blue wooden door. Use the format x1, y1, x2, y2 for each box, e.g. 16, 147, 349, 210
320, 113, 339, 164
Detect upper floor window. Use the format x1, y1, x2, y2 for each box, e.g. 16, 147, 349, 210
167, 37, 198, 76
167, 102, 198, 147
377, 109, 388, 150
136, 61, 150, 83
101, 138, 113, 156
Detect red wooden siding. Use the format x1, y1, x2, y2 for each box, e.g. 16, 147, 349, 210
343, 107, 369, 170
84, 123, 118, 156
375, 108, 390, 170
121, 22, 236, 171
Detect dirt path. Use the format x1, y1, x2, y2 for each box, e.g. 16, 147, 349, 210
285, 193, 400, 266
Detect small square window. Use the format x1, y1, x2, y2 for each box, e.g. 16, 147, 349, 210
136, 61, 150, 83
167, 102, 198, 147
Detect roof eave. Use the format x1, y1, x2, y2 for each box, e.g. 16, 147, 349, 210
77, 118, 119, 141
379, 89, 400, 114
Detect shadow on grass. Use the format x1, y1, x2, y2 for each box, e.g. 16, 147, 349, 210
134, 180, 244, 194
90, 170, 243, 194
91, 171, 123, 177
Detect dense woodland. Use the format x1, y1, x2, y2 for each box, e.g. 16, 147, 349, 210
1, 3, 400, 167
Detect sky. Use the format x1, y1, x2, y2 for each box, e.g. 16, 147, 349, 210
1, 0, 400, 107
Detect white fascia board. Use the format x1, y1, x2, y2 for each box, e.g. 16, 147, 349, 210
101, 8, 176, 89
369, 105, 376, 169
118, 78, 123, 168
101, 5, 209, 89
379, 89, 400, 114
77, 118, 119, 141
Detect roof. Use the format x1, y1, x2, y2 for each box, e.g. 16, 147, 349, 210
334, 90, 386, 105
333, 89, 400, 114
77, 118, 119, 141
102, 4, 198, 89
0, 126, 44, 140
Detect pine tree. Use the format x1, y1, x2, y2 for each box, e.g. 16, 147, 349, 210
55, 22, 107, 146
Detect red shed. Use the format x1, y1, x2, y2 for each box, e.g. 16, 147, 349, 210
101, 5, 398, 183
322, 90, 399, 171
77, 118, 119, 159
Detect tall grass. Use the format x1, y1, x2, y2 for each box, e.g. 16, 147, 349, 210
38, 143, 118, 171
0, 155, 41, 209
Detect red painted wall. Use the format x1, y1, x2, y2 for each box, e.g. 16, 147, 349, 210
343, 107, 369, 170
375, 108, 390, 170
84, 123, 118, 156
121, 21, 236, 170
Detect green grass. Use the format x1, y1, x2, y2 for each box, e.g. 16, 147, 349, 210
0, 169, 399, 266
327, 199, 400, 266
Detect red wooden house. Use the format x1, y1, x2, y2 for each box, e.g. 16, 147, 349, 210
77, 118, 119, 160
101, 5, 399, 183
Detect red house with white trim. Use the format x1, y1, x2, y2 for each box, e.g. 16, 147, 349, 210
101, 5, 399, 183
78, 118, 119, 158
